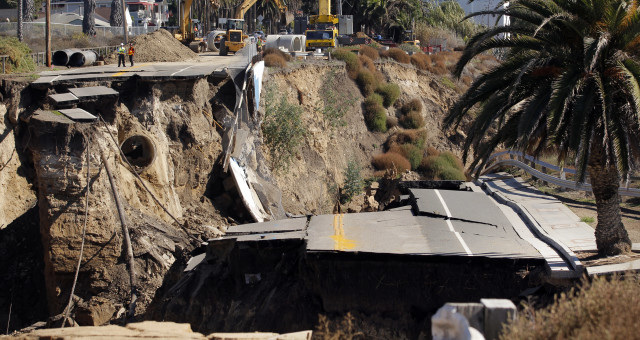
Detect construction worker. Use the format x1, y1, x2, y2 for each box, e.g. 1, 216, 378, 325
199, 38, 208, 53
127, 42, 135, 67
117, 43, 126, 67
256, 37, 263, 53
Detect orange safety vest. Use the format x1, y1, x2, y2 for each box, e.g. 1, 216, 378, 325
127, 46, 135, 55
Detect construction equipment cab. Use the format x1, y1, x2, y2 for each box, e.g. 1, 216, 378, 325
219, 0, 287, 55
305, 0, 339, 50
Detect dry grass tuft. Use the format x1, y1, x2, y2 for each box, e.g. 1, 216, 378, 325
402, 98, 423, 114
501, 275, 640, 340
332, 48, 361, 79
264, 53, 287, 67
358, 54, 376, 74
411, 53, 433, 72
263, 47, 292, 61
399, 111, 425, 129
385, 48, 411, 64
359, 45, 380, 60
372, 152, 411, 172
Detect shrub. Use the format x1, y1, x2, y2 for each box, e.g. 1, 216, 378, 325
402, 98, 423, 114
419, 152, 466, 180
364, 93, 384, 109
356, 69, 379, 96
375, 83, 400, 108
426, 146, 440, 157
262, 85, 307, 171
358, 54, 376, 74
264, 53, 287, 67
439, 151, 464, 169
441, 77, 456, 89
387, 129, 427, 148
436, 166, 467, 180
500, 275, 640, 340
372, 152, 411, 172
341, 160, 364, 203
263, 47, 291, 61
411, 54, 433, 72
359, 45, 379, 60
0, 36, 35, 74
461, 75, 472, 86
363, 94, 387, 132
399, 43, 421, 54
387, 48, 411, 64
402, 144, 423, 170
399, 111, 425, 129
332, 48, 360, 79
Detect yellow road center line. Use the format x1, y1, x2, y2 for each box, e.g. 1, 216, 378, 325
111, 63, 151, 77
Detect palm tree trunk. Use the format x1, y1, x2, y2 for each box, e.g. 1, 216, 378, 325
110, 0, 123, 27
588, 141, 632, 255
83, 0, 96, 36
17, 0, 23, 41
23, 0, 34, 22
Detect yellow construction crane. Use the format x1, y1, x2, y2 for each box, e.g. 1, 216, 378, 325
219, 0, 288, 55
305, 0, 339, 49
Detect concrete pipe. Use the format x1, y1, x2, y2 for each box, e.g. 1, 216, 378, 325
278, 35, 305, 52
52, 49, 81, 66
265, 35, 281, 50
120, 135, 156, 171
207, 31, 225, 52
69, 50, 97, 67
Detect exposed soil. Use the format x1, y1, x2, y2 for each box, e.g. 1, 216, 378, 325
104, 29, 199, 64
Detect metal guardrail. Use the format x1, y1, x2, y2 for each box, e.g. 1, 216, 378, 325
483, 151, 640, 197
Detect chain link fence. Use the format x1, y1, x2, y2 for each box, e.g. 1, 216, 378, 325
0, 22, 159, 40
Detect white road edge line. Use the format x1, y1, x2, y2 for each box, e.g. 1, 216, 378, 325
434, 189, 473, 256
170, 65, 196, 77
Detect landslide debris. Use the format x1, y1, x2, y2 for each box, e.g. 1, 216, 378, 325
107, 29, 198, 64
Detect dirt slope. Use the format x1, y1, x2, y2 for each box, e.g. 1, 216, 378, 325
263, 60, 464, 215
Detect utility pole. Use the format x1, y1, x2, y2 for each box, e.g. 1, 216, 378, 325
46, 0, 51, 67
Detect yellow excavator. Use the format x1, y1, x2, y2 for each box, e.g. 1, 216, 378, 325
305, 0, 339, 49
175, 0, 220, 49
219, 0, 287, 56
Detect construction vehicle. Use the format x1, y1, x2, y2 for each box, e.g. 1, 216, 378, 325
304, 0, 339, 50
219, 0, 287, 56
174, 0, 219, 50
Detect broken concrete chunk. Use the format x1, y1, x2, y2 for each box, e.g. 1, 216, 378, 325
480, 299, 516, 340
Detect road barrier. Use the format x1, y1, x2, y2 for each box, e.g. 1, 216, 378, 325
481, 150, 640, 197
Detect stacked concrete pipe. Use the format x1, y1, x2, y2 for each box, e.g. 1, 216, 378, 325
69, 50, 97, 67
52, 49, 81, 66
264, 35, 306, 52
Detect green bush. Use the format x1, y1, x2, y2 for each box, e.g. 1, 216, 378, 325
341, 160, 364, 203
402, 144, 423, 170
363, 94, 387, 132
359, 45, 380, 60
420, 152, 466, 180
439, 151, 464, 169
500, 275, 640, 340
375, 83, 400, 108
399, 43, 422, 54
264, 53, 287, 67
0, 36, 35, 74
399, 111, 425, 129
332, 48, 360, 79
262, 86, 307, 171
372, 152, 411, 172
356, 69, 378, 96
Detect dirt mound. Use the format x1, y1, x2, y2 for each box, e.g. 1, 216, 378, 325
108, 29, 198, 63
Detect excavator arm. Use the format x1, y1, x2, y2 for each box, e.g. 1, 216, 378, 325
180, 0, 194, 35
234, 0, 287, 21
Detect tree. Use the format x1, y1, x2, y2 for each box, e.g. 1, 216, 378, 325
22, 0, 33, 21
83, 0, 96, 36
445, 0, 640, 255
110, 0, 123, 27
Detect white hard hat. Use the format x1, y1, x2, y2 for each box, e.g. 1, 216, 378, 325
121, 43, 124, 45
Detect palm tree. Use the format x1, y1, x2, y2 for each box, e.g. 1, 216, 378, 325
110, 0, 123, 27
445, 0, 640, 255
83, 0, 96, 36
